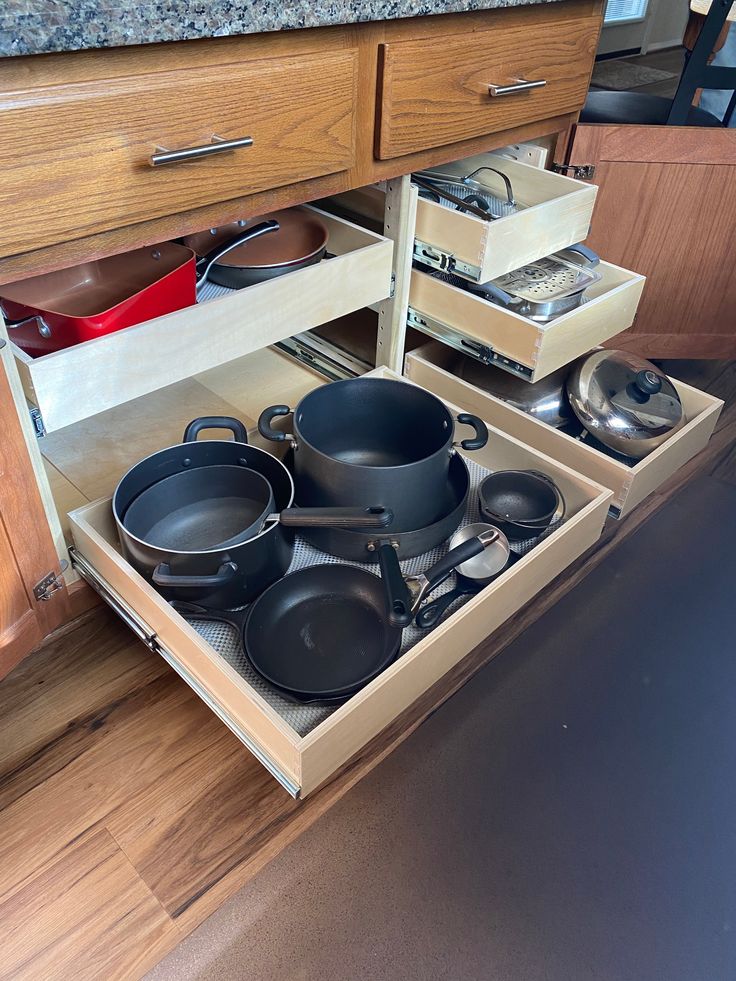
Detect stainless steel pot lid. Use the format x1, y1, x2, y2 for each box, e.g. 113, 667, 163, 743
566, 350, 684, 458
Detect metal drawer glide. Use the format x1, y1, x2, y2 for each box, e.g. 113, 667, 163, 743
69, 547, 301, 798
413, 240, 482, 281
406, 307, 533, 381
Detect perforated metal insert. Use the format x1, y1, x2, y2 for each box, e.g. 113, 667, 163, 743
182, 458, 565, 737
427, 182, 518, 219
495, 256, 600, 302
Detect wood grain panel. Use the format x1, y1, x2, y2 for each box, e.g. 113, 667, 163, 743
568, 123, 736, 359
376, 15, 599, 158
0, 356, 70, 676
0, 828, 179, 981
0, 50, 356, 258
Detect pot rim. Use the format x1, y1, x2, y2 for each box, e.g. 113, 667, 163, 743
113, 440, 294, 556
291, 377, 455, 471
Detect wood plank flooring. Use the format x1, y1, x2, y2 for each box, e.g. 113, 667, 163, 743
1, 359, 734, 981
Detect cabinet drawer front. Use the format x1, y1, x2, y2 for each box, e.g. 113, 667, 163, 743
377, 16, 598, 159
7, 209, 392, 434
408, 261, 646, 383
406, 343, 724, 519
0, 51, 356, 258
69, 366, 611, 797
414, 156, 598, 283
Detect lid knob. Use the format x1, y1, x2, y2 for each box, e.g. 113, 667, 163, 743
636, 369, 662, 396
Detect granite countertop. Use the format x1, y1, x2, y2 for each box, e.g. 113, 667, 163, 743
1, 0, 565, 59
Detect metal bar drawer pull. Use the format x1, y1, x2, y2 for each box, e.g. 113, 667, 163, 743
150, 134, 254, 167
488, 78, 547, 97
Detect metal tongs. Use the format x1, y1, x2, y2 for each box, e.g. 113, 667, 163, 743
413, 166, 517, 221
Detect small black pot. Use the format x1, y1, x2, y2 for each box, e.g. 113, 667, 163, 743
258, 377, 488, 532
478, 470, 564, 542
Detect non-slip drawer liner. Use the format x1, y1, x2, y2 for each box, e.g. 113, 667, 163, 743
183, 457, 562, 737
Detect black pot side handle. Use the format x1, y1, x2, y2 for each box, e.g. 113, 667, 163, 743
152, 561, 239, 590
258, 405, 293, 443
183, 417, 249, 444
454, 413, 489, 452
377, 543, 414, 629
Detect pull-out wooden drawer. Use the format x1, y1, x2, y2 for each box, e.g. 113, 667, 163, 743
5, 209, 392, 434
0, 50, 356, 258
376, 15, 598, 159
68, 367, 611, 798
406, 343, 723, 519
414, 155, 597, 283
408, 262, 645, 383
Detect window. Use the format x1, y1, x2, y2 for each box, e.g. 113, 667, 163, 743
604, 0, 650, 25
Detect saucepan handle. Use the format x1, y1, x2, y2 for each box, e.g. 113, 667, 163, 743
258, 405, 294, 443
377, 543, 413, 629
152, 561, 239, 590
183, 416, 249, 444
195, 219, 280, 293
454, 413, 488, 452
277, 507, 393, 529
416, 588, 468, 630
421, 532, 498, 597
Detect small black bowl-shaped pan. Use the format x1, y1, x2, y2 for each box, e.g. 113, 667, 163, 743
478, 470, 565, 542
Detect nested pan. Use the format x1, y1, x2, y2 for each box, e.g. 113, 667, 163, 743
182, 207, 329, 289
114, 416, 390, 609
0, 243, 197, 357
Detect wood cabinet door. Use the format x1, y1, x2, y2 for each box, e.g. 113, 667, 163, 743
0, 351, 71, 679
567, 123, 736, 358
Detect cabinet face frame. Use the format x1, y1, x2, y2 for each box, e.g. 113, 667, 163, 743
68, 366, 612, 797
405, 343, 724, 518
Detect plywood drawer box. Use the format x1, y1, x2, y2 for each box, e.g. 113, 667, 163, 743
0, 49, 356, 258
68, 367, 611, 798
414, 156, 598, 283
405, 343, 723, 519
6, 209, 392, 434
376, 13, 598, 159
408, 262, 646, 383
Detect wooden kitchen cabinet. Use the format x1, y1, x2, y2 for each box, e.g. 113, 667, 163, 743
0, 349, 71, 678
4, 0, 717, 800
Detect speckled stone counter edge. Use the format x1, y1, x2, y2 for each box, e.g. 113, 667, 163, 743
1, 0, 565, 59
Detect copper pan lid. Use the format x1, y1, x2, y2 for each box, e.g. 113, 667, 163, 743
182, 207, 329, 269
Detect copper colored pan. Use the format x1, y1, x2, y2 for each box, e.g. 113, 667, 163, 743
182, 207, 329, 289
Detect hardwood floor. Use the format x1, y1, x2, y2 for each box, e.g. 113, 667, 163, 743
0, 359, 734, 981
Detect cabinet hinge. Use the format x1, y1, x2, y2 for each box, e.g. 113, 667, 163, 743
29, 407, 45, 438
33, 561, 68, 602
389, 272, 396, 299
552, 162, 596, 180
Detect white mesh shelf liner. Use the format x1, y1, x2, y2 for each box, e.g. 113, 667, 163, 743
184, 450, 562, 737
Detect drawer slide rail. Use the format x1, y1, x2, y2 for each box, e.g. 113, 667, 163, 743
406, 307, 533, 381
69, 547, 301, 798
413, 240, 482, 281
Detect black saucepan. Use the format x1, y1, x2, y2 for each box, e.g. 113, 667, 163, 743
258, 377, 488, 532
114, 416, 390, 609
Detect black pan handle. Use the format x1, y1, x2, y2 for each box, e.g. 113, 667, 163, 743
455, 413, 488, 452
183, 416, 249, 444
420, 534, 496, 597
377, 543, 413, 629
416, 585, 474, 629
278, 507, 393, 529
258, 405, 292, 443
195, 219, 280, 286
152, 561, 239, 590
169, 599, 248, 633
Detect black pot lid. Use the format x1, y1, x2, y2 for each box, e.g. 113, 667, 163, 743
567, 350, 683, 446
